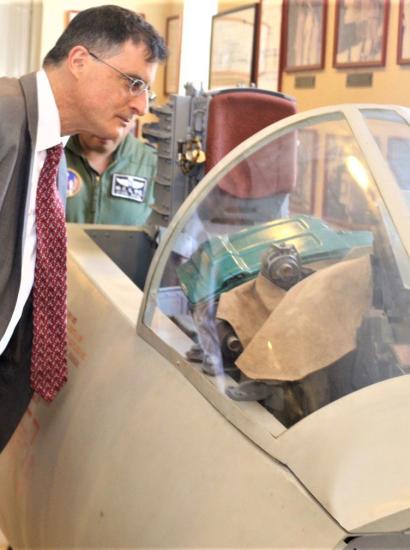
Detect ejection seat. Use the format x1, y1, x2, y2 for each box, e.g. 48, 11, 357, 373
199, 88, 297, 226
183, 88, 298, 371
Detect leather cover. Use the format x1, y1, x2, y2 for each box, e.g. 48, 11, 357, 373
205, 91, 297, 198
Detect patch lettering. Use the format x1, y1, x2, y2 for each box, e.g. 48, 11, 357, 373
111, 173, 147, 202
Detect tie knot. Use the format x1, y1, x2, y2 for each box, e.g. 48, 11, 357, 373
47, 143, 64, 163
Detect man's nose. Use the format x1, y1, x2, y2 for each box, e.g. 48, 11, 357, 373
129, 93, 149, 116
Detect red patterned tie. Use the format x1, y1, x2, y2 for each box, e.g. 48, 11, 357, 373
31, 143, 68, 401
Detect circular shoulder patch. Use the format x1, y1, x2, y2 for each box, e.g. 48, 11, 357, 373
67, 169, 82, 198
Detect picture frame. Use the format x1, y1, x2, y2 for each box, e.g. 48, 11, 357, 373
209, 4, 259, 89
164, 15, 182, 95
282, 0, 327, 73
333, 0, 389, 68
289, 129, 318, 215
64, 10, 80, 27
323, 134, 371, 228
398, 0, 410, 64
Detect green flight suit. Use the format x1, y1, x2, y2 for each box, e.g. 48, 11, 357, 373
65, 133, 157, 225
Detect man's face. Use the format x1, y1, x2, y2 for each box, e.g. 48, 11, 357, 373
73, 40, 157, 141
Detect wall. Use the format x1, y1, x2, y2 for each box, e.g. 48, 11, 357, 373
217, 1, 410, 110
179, 0, 217, 93
3, 1, 409, 112
0, 0, 42, 77
281, 1, 410, 111
219, 0, 260, 12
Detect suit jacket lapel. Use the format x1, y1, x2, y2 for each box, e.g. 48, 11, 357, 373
19, 72, 67, 206
19, 72, 38, 147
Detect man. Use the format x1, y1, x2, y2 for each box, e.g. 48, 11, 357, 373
65, 120, 156, 225
0, 5, 167, 451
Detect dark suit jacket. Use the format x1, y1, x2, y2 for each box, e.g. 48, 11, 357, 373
0, 72, 66, 450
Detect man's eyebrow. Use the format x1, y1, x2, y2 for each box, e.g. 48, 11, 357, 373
125, 72, 146, 82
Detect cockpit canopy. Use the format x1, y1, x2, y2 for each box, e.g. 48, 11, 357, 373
142, 105, 410, 429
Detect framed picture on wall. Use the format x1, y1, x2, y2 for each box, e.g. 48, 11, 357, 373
209, 4, 259, 89
333, 0, 389, 68
164, 15, 182, 95
398, 0, 410, 64
283, 0, 327, 72
289, 129, 318, 215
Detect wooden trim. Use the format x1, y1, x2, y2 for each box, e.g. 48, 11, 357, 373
278, 0, 288, 91
252, 3, 262, 84
164, 15, 182, 95
64, 10, 80, 28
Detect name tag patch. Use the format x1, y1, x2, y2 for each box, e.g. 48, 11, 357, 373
111, 173, 147, 202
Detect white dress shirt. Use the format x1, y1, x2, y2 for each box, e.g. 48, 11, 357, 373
0, 70, 62, 355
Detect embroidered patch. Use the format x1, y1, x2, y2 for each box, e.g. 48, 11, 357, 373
111, 173, 147, 202
67, 169, 82, 197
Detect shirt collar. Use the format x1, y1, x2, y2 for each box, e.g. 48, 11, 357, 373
35, 69, 67, 152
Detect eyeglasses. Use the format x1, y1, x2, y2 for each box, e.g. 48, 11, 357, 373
88, 50, 155, 101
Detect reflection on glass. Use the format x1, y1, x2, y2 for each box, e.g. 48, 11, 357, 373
388, 138, 410, 192
345, 155, 371, 191
145, 110, 410, 429
361, 108, 410, 205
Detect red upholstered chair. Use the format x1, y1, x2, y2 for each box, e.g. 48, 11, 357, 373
205, 89, 297, 177
202, 88, 297, 225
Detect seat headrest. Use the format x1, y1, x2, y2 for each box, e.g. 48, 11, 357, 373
205, 91, 297, 198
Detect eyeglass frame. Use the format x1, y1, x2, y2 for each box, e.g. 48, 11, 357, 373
87, 50, 156, 101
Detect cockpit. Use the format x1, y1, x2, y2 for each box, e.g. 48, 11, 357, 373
141, 105, 410, 429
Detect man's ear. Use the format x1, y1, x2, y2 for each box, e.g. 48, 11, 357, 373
66, 46, 90, 78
